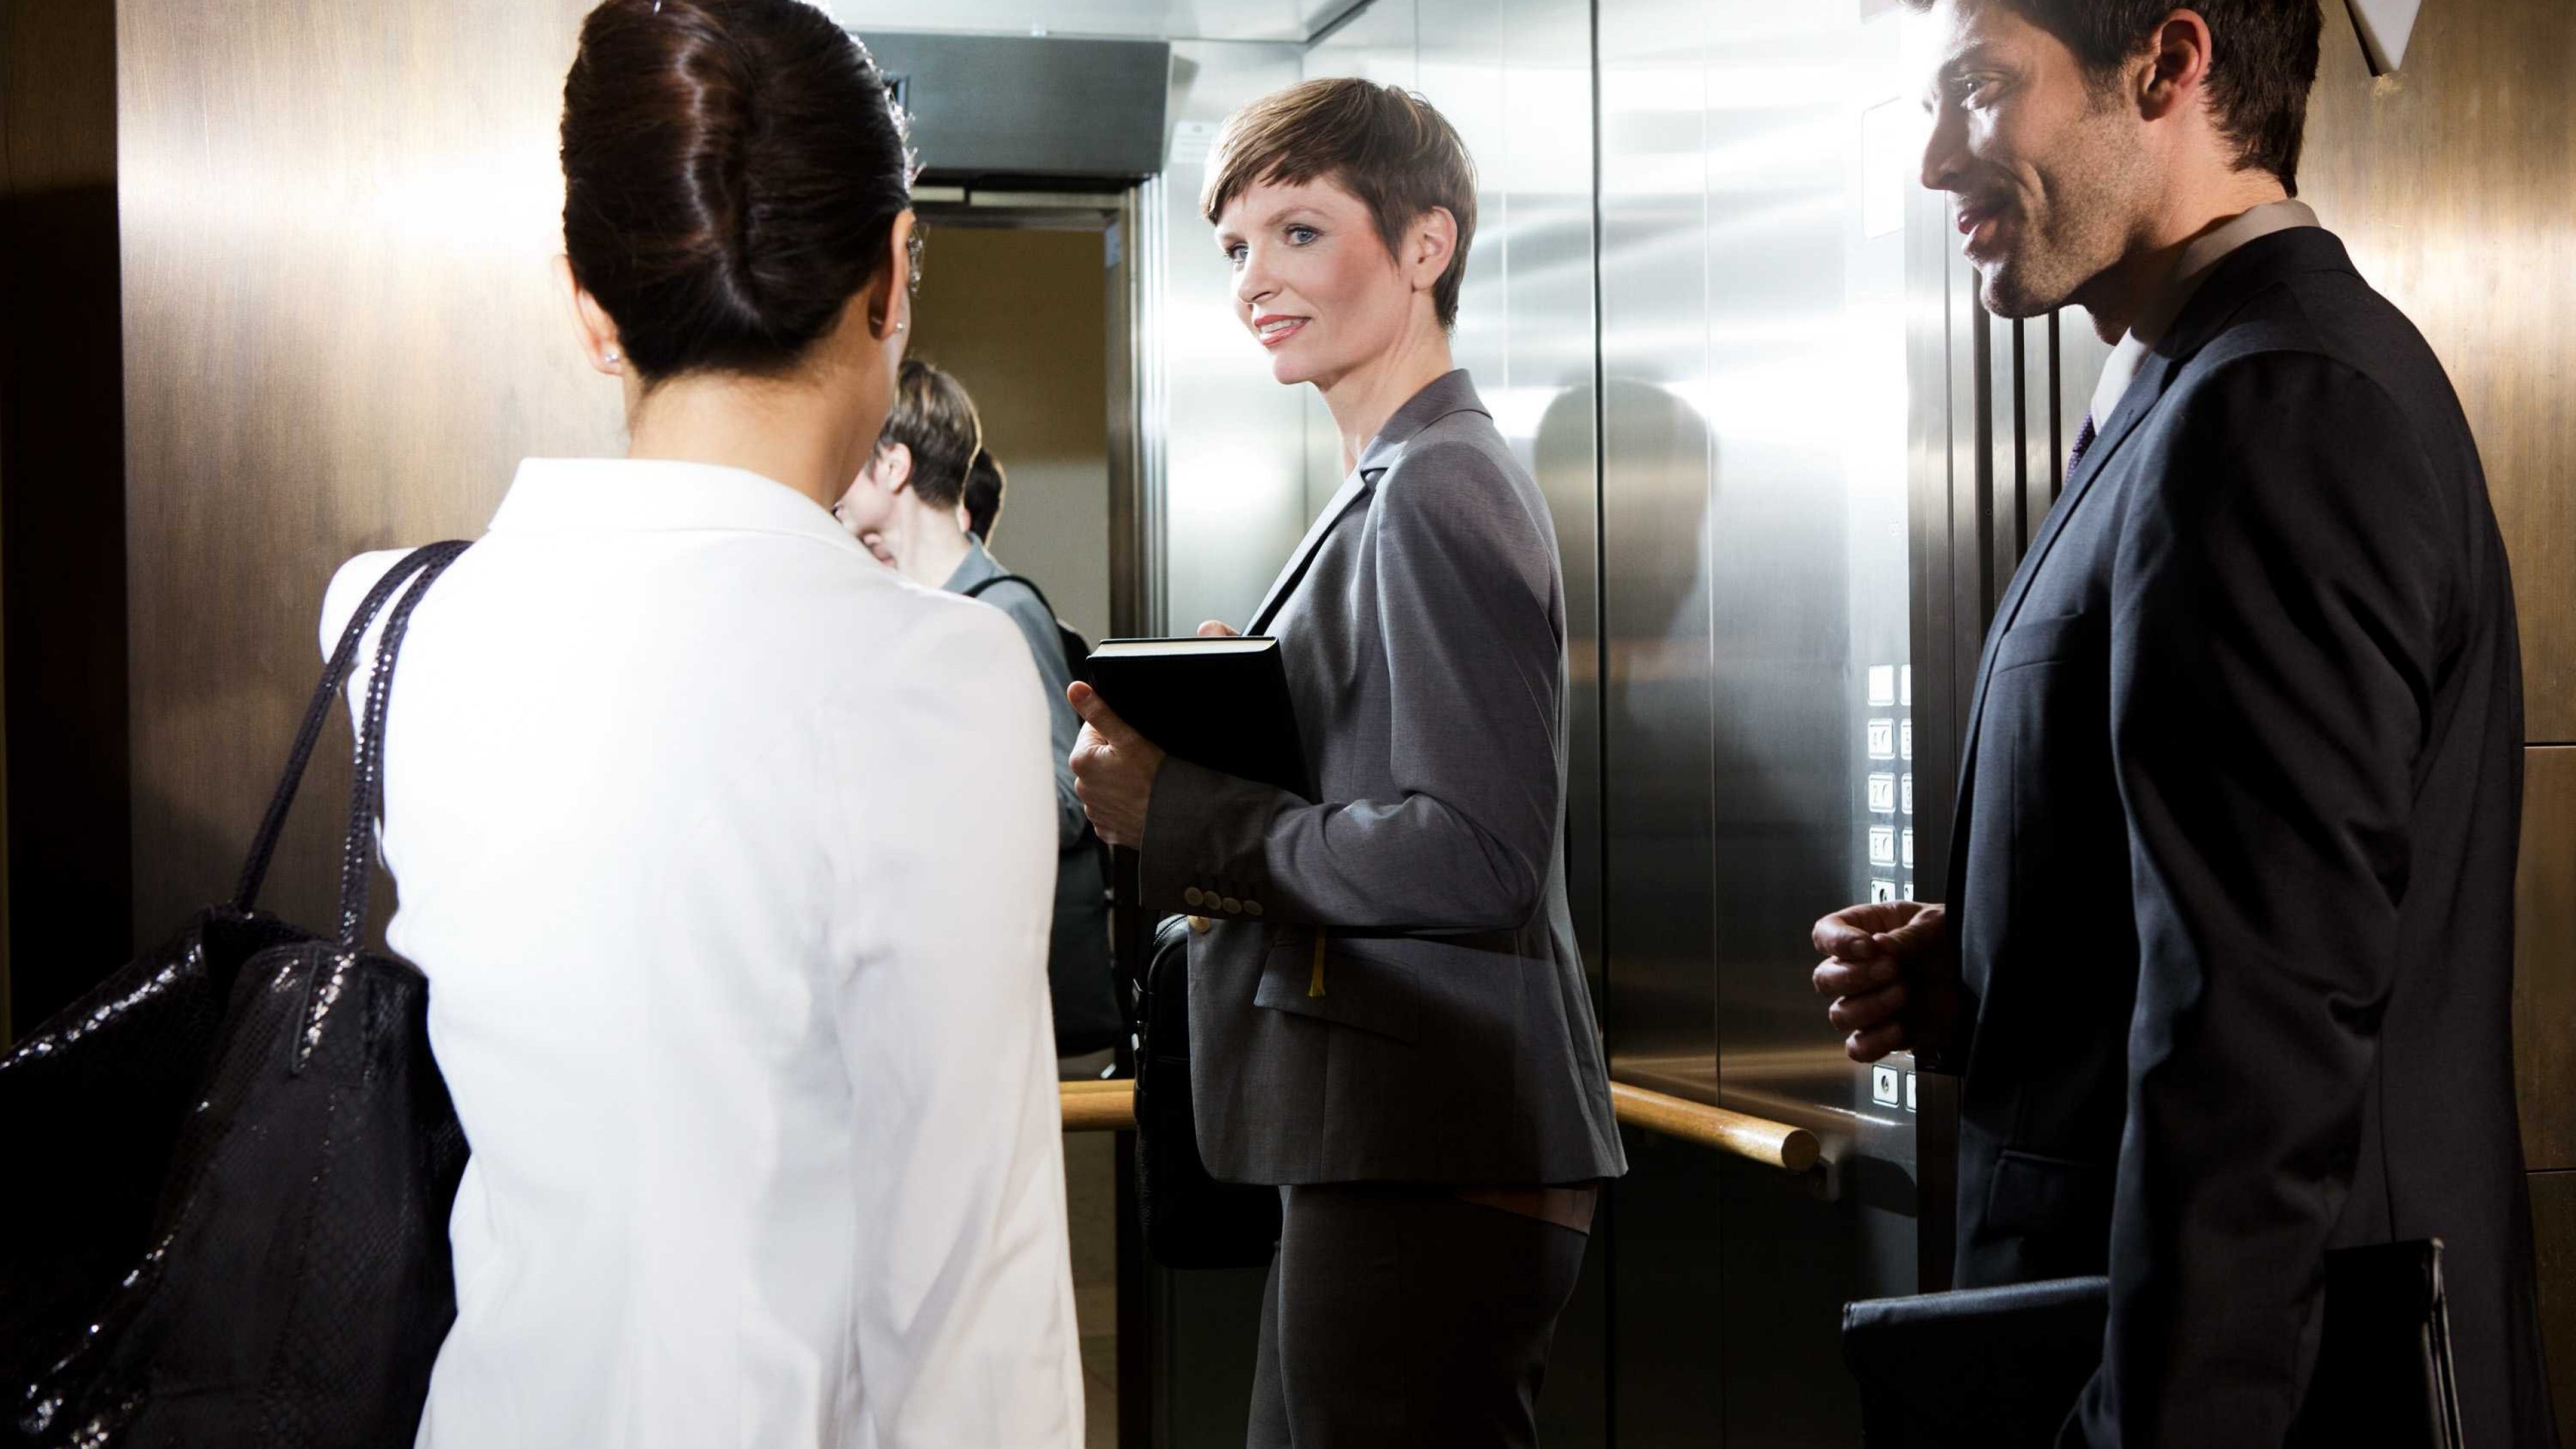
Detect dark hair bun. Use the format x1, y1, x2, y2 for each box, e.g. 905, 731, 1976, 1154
561, 0, 912, 380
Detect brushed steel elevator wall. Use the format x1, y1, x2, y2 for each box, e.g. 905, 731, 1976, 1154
117, 0, 622, 940
1597, 3, 1942, 1440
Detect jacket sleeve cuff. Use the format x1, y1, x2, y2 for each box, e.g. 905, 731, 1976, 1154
1139, 755, 1287, 923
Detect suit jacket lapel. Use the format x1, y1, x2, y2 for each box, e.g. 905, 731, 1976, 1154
1943, 227, 2359, 975
1248, 465, 1379, 635
1944, 345, 2176, 905
1242, 369, 1490, 635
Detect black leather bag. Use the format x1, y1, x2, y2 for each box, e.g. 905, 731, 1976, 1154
1842, 1240, 2464, 1448
1, 541, 472, 1448
1132, 914, 1281, 1269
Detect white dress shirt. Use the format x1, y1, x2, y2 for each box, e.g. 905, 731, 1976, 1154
319, 458, 1081, 1449
2088, 198, 2321, 425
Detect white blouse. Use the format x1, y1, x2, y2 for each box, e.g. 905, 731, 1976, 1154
320, 458, 1081, 1449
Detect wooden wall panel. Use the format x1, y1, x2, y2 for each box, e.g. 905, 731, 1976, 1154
4, 0, 131, 1036
2534, 1172, 2576, 1449
2299, 0, 2576, 743
117, 1, 623, 938
2524, 749, 2576, 1174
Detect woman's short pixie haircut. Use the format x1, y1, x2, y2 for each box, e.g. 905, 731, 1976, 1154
1200, 78, 1479, 330
878, 360, 983, 511
559, 0, 915, 383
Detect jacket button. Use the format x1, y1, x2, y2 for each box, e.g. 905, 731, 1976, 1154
1244, 901, 1264, 918
1220, 897, 1241, 914
1183, 887, 1205, 907
1188, 914, 1212, 934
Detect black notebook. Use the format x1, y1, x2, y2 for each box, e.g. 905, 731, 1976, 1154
1081, 636, 1313, 802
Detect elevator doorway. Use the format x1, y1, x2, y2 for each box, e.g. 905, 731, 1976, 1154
911, 218, 1109, 639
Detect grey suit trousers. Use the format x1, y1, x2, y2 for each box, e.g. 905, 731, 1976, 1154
1246, 1185, 1589, 1449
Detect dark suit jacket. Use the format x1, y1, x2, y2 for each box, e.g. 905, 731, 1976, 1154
1138, 370, 1625, 1186
1942, 228, 2556, 1446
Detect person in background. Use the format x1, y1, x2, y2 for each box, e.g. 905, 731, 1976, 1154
1812, 1, 2555, 1444
313, 3, 1083, 1443
837, 361, 1123, 1073
1065, 78, 1622, 1448
961, 446, 1006, 543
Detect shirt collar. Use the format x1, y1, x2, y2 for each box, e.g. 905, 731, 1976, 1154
941, 537, 1004, 594
1354, 370, 1489, 477
2088, 199, 2319, 425
486, 458, 869, 557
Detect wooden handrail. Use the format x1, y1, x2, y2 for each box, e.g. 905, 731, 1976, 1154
1607, 1081, 1821, 1173
1054, 1079, 1821, 1176
1058, 1079, 1135, 1132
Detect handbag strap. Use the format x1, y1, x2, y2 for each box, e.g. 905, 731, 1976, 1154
962, 571, 1057, 618
230, 541, 473, 912
334, 541, 468, 951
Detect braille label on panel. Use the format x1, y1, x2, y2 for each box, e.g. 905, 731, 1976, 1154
1901, 773, 1914, 815
1901, 828, 1914, 868
1900, 664, 1913, 708
1869, 772, 1898, 813
1900, 718, 1913, 760
1904, 1072, 1918, 1112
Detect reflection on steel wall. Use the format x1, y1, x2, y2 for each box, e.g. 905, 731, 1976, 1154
1597, 2, 1925, 1442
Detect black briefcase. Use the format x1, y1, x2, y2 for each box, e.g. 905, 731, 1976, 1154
1, 542, 472, 1448
1842, 1240, 2463, 1448
1130, 914, 1281, 1269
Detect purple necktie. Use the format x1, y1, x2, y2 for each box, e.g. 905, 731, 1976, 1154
2066, 413, 2098, 482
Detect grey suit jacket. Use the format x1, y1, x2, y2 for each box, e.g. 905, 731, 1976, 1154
1140, 370, 1625, 1187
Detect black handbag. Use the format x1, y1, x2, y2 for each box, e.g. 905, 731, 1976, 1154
1841, 1240, 2465, 1448
1, 541, 473, 1448
1131, 913, 1281, 1269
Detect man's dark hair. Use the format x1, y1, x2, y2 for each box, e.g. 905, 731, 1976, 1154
961, 448, 1005, 541
877, 358, 982, 510
1917, 0, 2322, 193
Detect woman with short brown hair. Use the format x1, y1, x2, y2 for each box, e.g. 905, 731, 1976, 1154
1069, 77, 1623, 1447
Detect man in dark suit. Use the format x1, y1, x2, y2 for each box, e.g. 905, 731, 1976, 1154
1814, 2, 2557, 1444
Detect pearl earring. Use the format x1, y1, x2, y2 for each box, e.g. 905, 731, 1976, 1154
604, 349, 621, 366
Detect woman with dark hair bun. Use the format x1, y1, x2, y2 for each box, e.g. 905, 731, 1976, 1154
315, 3, 1083, 1444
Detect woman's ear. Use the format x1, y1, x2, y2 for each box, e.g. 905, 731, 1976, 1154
555, 255, 627, 376
1404, 207, 1458, 297
867, 210, 918, 343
